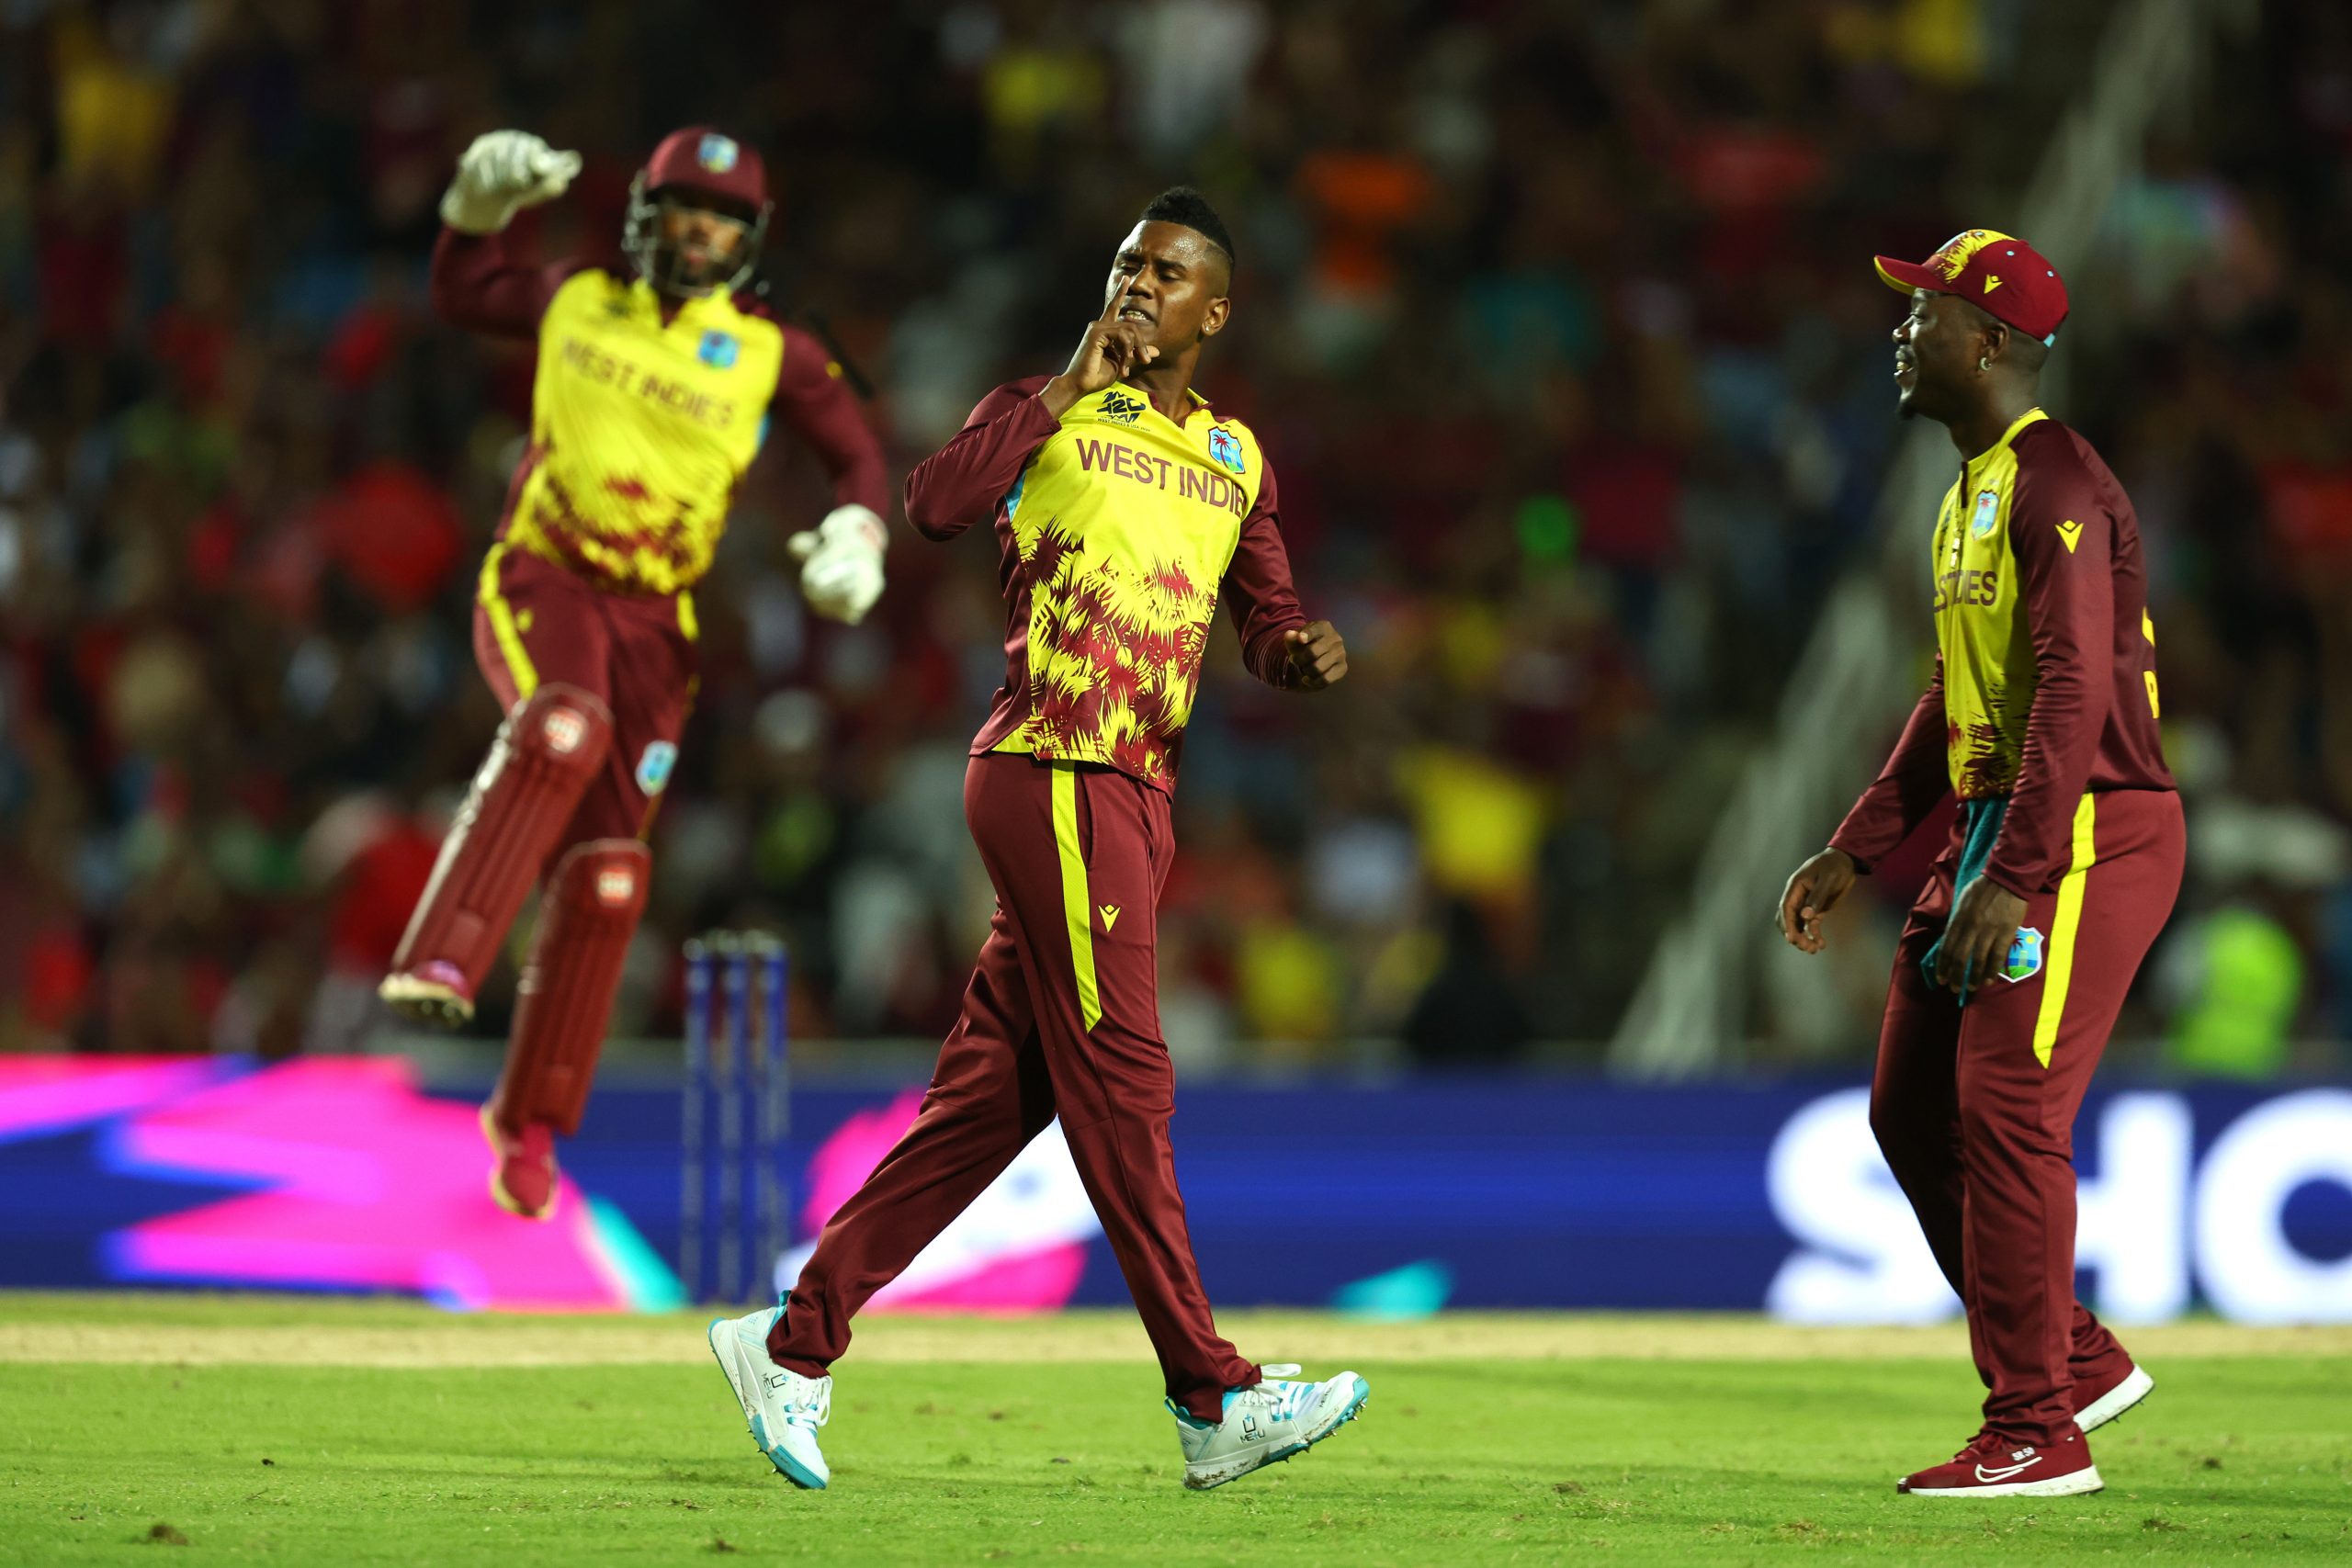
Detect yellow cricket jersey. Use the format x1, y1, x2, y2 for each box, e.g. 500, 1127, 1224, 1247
1930, 408, 2053, 798
1834, 407, 2172, 893
1838, 405, 2172, 895
506, 272, 785, 594
905, 378, 1306, 791
434, 228, 889, 595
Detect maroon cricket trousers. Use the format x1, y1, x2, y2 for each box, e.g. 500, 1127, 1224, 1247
767, 753, 1260, 1420
1870, 786, 2185, 1447
473, 542, 697, 852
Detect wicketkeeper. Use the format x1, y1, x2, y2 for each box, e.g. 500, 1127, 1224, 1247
380, 127, 891, 1219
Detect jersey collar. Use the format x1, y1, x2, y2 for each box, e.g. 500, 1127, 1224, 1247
1985, 407, 2046, 457
1112, 384, 1216, 429
1995, 406, 2046, 448
1962, 407, 2046, 479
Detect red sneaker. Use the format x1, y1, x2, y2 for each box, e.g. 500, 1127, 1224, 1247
1897, 1430, 2102, 1497
480, 1104, 560, 1220
380, 961, 476, 1029
2073, 1362, 2154, 1432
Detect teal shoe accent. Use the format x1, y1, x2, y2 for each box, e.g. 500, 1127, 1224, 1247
749, 1413, 827, 1490
1182, 1374, 1372, 1490
1274, 1373, 1372, 1467
707, 1313, 826, 1491
1167, 1398, 1215, 1431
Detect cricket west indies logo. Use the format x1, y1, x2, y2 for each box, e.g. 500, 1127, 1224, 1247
698, 330, 740, 370
1207, 426, 1246, 474
1971, 489, 2001, 538
775, 1089, 1102, 1311
697, 134, 739, 173
636, 739, 678, 795
2001, 927, 2045, 983
1097, 389, 1145, 425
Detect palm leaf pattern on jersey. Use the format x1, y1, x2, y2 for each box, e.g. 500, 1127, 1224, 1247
1008, 507, 1219, 785
524, 460, 713, 593
1952, 700, 2024, 799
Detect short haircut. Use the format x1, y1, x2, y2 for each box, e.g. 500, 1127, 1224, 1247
1959, 297, 2050, 372
1140, 186, 1235, 276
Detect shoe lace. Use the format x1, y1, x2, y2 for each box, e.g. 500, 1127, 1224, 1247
1954, 1427, 2037, 1464
742, 1317, 830, 1429
1229, 1364, 1315, 1423
781, 1377, 831, 1428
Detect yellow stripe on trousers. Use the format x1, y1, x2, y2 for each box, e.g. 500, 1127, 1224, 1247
2031, 795, 2099, 1067
478, 543, 539, 698
1052, 764, 1103, 1032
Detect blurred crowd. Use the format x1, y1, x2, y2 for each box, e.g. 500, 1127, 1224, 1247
0, 0, 2342, 1076
1775, 0, 2352, 1077
2050, 0, 2352, 1076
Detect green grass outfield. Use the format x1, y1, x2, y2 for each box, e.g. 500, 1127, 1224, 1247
4, 1295, 2347, 1565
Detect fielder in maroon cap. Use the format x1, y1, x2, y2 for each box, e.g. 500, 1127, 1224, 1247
377, 126, 894, 1220
1779, 229, 2182, 1497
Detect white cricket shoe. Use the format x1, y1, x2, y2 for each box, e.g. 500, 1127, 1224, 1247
1173, 1363, 1371, 1491
707, 1303, 831, 1489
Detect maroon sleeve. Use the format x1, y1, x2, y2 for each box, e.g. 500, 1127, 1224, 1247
1829, 659, 1953, 869
902, 378, 1058, 541
1983, 454, 2116, 897
769, 323, 891, 516
429, 229, 582, 340
1222, 461, 1310, 689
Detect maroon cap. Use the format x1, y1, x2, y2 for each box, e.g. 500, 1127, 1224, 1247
1873, 229, 2068, 344
641, 127, 768, 211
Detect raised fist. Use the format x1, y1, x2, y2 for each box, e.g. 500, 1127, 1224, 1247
441, 130, 583, 234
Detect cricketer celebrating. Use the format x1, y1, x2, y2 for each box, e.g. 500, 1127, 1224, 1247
1779, 231, 2181, 1498
706, 189, 1369, 1492
379, 128, 892, 1219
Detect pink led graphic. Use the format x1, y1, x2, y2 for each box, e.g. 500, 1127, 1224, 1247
785, 1089, 1099, 1313
105, 1058, 629, 1311
0, 1056, 228, 1143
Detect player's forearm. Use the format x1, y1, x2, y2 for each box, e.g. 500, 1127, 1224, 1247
1225, 476, 1308, 687
903, 392, 1059, 541
429, 228, 496, 326
430, 229, 549, 341
1983, 661, 2103, 896
1828, 679, 1952, 869
1983, 738, 2095, 895
793, 396, 892, 516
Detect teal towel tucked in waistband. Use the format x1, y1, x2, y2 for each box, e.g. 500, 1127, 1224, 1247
1921, 795, 2008, 1005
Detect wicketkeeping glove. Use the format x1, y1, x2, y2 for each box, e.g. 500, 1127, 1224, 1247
440, 130, 583, 234
788, 505, 888, 626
